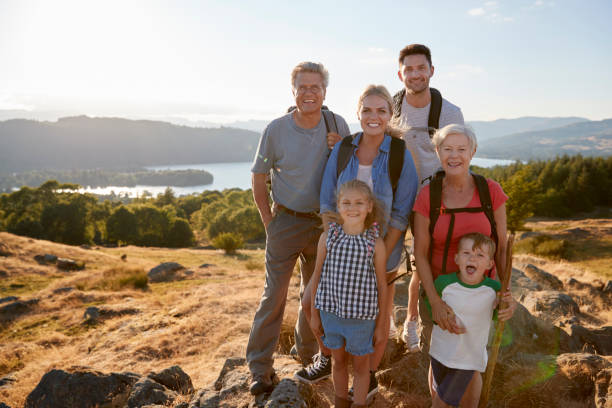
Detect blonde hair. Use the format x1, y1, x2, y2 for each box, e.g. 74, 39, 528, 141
357, 84, 421, 184
357, 85, 404, 139
335, 179, 386, 230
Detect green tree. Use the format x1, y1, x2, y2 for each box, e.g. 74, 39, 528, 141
106, 206, 138, 245
167, 218, 195, 248
501, 168, 538, 232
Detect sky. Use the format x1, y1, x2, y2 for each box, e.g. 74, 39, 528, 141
1, 0, 611, 124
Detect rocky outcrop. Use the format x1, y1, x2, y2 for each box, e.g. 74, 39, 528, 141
522, 263, 564, 290
57, 258, 85, 271
33, 254, 57, 264
569, 325, 612, 355
83, 306, 140, 324
24, 367, 140, 408
148, 262, 186, 283
148, 366, 194, 395
127, 377, 178, 408
522, 290, 580, 323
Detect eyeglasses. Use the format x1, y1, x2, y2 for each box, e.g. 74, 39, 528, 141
295, 85, 323, 95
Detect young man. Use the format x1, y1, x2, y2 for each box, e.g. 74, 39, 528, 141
246, 61, 350, 395
393, 44, 465, 352
428, 233, 502, 408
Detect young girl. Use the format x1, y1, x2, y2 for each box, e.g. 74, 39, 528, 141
309, 180, 388, 408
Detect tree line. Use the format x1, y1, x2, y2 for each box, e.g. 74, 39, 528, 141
0, 169, 213, 192
0, 181, 263, 248
0, 155, 609, 248
473, 154, 612, 230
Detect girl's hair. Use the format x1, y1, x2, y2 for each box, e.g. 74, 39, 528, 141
357, 84, 404, 139
335, 179, 386, 230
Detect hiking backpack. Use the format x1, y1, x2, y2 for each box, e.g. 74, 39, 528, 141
392, 87, 442, 137
286, 105, 339, 135
335, 134, 405, 197
428, 170, 499, 275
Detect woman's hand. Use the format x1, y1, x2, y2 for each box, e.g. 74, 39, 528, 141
327, 132, 342, 149
497, 291, 517, 321
431, 299, 466, 334
310, 307, 324, 339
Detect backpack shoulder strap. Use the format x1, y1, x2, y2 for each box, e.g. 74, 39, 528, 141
472, 173, 499, 246
428, 169, 445, 238
388, 137, 405, 195
336, 135, 356, 179
322, 109, 338, 134
428, 88, 443, 137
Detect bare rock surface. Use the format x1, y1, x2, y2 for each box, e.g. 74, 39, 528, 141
0, 298, 40, 323
522, 263, 564, 290
522, 290, 580, 323
148, 262, 186, 283
127, 377, 178, 408
148, 365, 194, 395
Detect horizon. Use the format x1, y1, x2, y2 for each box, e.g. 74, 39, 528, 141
1, 0, 612, 125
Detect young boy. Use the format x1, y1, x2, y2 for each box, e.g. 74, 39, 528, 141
428, 232, 501, 408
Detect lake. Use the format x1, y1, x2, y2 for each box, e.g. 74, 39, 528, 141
79, 157, 517, 197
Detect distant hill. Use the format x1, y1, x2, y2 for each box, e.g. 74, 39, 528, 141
478, 118, 612, 160
0, 116, 260, 174
468, 116, 590, 141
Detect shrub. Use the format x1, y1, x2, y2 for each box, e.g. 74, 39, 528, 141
212, 232, 244, 254
245, 259, 261, 271
514, 235, 568, 259
76, 266, 148, 291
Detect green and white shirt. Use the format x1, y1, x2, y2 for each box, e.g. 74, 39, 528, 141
429, 273, 501, 372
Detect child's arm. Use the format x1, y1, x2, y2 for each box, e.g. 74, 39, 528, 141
309, 231, 328, 339
372, 237, 388, 347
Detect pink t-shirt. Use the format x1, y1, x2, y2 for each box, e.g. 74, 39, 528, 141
414, 178, 508, 279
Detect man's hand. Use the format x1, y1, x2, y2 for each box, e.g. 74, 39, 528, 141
327, 132, 342, 149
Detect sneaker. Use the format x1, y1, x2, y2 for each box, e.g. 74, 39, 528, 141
402, 319, 420, 352
294, 352, 331, 384
249, 372, 275, 395
349, 370, 379, 403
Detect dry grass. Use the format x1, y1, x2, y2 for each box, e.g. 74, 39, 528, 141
0, 218, 610, 407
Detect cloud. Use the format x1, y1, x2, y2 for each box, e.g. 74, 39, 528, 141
467, 1, 513, 22
524, 0, 555, 10
359, 47, 395, 65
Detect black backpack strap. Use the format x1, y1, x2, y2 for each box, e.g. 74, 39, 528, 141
336, 135, 356, 179
473, 173, 498, 247
392, 89, 405, 119
428, 170, 445, 262
428, 88, 443, 137
322, 109, 338, 134
388, 137, 405, 196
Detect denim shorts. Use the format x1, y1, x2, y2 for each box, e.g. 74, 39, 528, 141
320, 310, 376, 356
430, 356, 476, 406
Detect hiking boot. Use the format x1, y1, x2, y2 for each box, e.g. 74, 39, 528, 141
293, 352, 331, 384
349, 370, 378, 403
249, 372, 275, 395
402, 319, 420, 352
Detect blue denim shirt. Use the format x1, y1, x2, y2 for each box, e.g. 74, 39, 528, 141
320, 133, 418, 270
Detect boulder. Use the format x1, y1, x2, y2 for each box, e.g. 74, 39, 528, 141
126, 377, 177, 408
148, 262, 186, 283
522, 263, 563, 290
569, 325, 612, 355
33, 254, 57, 264
0, 298, 40, 322
53, 287, 74, 295
264, 379, 305, 408
522, 290, 580, 323
24, 367, 140, 408
57, 258, 84, 271
510, 267, 542, 299
148, 365, 194, 395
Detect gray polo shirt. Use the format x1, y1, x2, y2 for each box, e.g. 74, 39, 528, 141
397, 97, 464, 190
252, 112, 351, 213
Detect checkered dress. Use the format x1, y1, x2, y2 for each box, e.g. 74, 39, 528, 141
314, 222, 380, 320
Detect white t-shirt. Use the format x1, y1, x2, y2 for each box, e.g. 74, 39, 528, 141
397, 96, 464, 191
356, 164, 373, 191
429, 273, 501, 372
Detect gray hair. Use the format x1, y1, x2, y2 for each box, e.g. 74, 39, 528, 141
291, 62, 329, 89
432, 123, 478, 153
